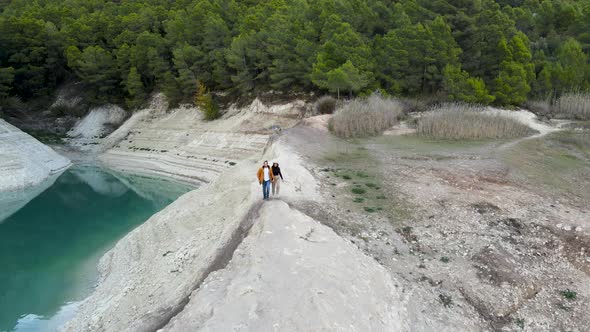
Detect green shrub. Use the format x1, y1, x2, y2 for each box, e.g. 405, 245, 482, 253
0, 96, 25, 111
353, 197, 364, 203
561, 289, 577, 300
330, 94, 404, 138
417, 103, 535, 139
555, 92, 590, 120
50, 103, 86, 117
439, 294, 453, 307
315, 95, 338, 114
351, 187, 366, 195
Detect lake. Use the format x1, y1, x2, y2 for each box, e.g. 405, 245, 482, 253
0, 166, 193, 332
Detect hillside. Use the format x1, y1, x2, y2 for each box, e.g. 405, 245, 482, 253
1, 0, 590, 113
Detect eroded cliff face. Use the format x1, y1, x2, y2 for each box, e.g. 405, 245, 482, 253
95, 97, 306, 184
0, 119, 70, 192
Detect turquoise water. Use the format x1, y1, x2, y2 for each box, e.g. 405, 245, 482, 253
0, 166, 193, 332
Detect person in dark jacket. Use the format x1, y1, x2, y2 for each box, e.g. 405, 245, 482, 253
271, 162, 283, 196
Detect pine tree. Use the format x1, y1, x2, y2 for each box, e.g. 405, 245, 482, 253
322, 60, 369, 98
194, 81, 219, 121
553, 38, 588, 93
124, 67, 146, 109
443, 64, 494, 104
311, 15, 373, 95
493, 61, 531, 105
0, 67, 15, 98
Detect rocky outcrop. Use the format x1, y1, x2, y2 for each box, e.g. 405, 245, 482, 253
96, 98, 305, 184
0, 119, 70, 192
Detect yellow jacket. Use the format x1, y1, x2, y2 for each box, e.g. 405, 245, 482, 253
257, 166, 274, 184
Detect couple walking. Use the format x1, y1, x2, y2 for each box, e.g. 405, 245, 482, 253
256, 161, 284, 200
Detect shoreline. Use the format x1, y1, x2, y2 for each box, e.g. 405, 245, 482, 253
60, 120, 406, 331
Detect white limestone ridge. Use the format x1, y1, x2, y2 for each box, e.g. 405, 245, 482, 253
0, 119, 70, 192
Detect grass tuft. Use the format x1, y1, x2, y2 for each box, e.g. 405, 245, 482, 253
351, 187, 366, 195
356, 171, 369, 178
417, 103, 535, 139
561, 289, 577, 300
330, 94, 404, 138
525, 99, 552, 117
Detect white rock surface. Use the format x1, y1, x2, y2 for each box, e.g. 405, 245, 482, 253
97, 98, 304, 184
61, 129, 394, 331
0, 119, 70, 192
67, 104, 127, 151
61, 100, 410, 332
163, 200, 407, 331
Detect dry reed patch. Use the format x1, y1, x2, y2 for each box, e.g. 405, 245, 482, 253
330, 94, 404, 138
555, 92, 590, 120
417, 104, 535, 140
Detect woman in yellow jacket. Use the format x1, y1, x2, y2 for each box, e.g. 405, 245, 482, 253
256, 160, 274, 200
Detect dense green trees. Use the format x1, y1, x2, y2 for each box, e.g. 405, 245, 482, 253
1, 0, 590, 108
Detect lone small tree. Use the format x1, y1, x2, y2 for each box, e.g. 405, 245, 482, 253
194, 81, 219, 120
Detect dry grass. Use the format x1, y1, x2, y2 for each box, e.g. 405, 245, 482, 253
417, 103, 535, 139
525, 99, 552, 117
330, 94, 404, 138
555, 92, 590, 120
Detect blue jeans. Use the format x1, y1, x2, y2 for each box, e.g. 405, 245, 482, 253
262, 180, 271, 199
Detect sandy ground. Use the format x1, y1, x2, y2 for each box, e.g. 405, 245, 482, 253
286, 113, 590, 332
